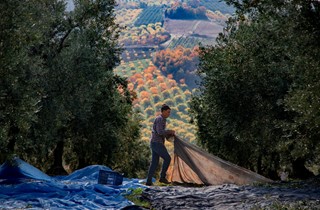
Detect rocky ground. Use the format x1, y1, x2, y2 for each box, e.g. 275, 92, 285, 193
140, 179, 320, 210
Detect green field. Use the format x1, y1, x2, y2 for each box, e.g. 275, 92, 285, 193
134, 6, 164, 26
121, 47, 156, 62
200, 0, 235, 14
167, 36, 215, 49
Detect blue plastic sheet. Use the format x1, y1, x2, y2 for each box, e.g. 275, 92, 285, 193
0, 158, 146, 209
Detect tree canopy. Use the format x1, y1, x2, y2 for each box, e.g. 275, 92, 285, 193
153, 46, 199, 88
165, 2, 208, 20
0, 0, 149, 177
191, 0, 320, 179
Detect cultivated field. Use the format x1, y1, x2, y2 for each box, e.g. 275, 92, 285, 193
164, 19, 224, 38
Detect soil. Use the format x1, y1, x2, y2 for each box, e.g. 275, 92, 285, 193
141, 179, 320, 209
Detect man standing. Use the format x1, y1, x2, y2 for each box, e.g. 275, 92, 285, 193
146, 104, 175, 186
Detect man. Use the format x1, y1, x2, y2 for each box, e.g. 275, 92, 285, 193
146, 104, 175, 186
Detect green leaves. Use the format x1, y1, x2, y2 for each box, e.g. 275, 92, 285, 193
191, 0, 320, 179
0, 0, 46, 158
1, 0, 148, 177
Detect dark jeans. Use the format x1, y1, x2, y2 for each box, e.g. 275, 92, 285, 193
147, 142, 171, 182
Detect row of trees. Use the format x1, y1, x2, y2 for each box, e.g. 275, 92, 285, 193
120, 25, 171, 46
0, 0, 149, 177
134, 6, 164, 26
191, 0, 320, 179
126, 64, 197, 144
165, 2, 208, 20
153, 46, 199, 88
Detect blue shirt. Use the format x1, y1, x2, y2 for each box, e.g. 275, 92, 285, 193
151, 115, 169, 143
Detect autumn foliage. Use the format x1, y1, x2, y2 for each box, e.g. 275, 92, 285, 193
120, 23, 171, 46
153, 46, 199, 87
115, 60, 197, 143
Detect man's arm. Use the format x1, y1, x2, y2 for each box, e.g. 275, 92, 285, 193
155, 118, 175, 136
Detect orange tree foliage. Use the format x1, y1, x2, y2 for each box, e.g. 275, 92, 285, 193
136, 78, 144, 85
157, 75, 165, 83
168, 79, 177, 87
115, 60, 197, 144
128, 83, 134, 91
153, 46, 199, 87
150, 87, 158, 94
120, 24, 171, 46
159, 82, 167, 91
146, 80, 156, 87
145, 73, 153, 80
144, 66, 157, 74
140, 91, 150, 99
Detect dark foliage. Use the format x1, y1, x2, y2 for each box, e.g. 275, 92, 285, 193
0, 0, 149, 178
191, 0, 320, 179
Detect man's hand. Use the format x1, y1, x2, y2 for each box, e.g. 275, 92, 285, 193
166, 130, 175, 142
168, 130, 175, 136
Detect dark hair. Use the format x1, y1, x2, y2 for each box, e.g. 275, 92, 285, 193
161, 104, 171, 112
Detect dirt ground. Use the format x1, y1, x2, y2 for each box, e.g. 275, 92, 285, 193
142, 179, 320, 209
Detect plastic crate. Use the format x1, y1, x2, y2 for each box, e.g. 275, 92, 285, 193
98, 170, 123, 186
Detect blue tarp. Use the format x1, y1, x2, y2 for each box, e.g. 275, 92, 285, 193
0, 157, 147, 209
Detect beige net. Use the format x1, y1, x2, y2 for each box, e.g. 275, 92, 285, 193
168, 136, 273, 185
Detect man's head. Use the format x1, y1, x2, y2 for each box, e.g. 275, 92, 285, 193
161, 104, 171, 118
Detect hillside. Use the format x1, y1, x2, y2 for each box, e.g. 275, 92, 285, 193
115, 0, 234, 144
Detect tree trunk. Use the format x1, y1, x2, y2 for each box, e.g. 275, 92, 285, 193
77, 157, 87, 170
291, 158, 314, 179
7, 124, 19, 152
46, 141, 68, 175
257, 155, 262, 174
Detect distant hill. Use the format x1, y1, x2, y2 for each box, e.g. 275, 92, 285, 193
114, 0, 234, 143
